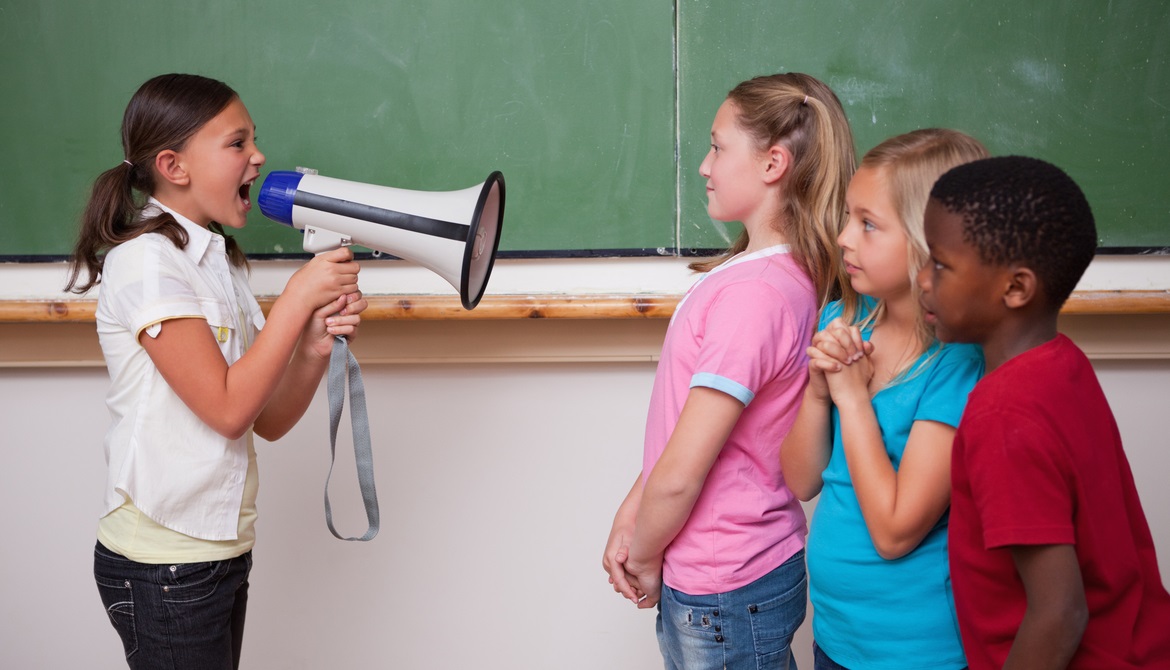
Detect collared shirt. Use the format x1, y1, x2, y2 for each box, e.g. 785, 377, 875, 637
95, 199, 266, 542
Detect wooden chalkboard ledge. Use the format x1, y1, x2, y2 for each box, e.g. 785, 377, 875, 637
1, 290, 1169, 323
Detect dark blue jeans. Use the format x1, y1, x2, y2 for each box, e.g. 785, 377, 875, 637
94, 541, 252, 670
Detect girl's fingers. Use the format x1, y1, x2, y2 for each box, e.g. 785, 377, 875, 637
818, 322, 867, 363
811, 335, 852, 364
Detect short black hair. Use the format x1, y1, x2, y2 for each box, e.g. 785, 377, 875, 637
930, 156, 1097, 309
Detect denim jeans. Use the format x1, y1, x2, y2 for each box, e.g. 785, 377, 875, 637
657, 549, 806, 670
94, 541, 252, 670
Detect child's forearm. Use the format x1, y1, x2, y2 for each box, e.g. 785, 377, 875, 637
780, 386, 832, 501
837, 398, 954, 559
835, 394, 900, 545
252, 336, 330, 440
627, 470, 701, 565
143, 298, 316, 440
628, 387, 742, 565
223, 297, 318, 428
1005, 544, 1087, 670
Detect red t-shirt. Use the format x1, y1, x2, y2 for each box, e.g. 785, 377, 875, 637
950, 334, 1170, 669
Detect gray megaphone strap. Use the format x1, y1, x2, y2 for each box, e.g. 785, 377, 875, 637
325, 335, 379, 541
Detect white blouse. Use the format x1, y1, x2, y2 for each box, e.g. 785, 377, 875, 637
95, 200, 266, 541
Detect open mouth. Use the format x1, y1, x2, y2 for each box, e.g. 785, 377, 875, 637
239, 179, 255, 208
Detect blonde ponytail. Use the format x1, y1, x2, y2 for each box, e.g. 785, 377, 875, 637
690, 73, 855, 308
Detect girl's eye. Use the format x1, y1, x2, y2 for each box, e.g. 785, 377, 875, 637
863, 220, 876, 232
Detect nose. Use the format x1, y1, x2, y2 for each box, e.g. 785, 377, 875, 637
915, 262, 930, 293
836, 220, 854, 251
252, 146, 266, 167
699, 150, 713, 178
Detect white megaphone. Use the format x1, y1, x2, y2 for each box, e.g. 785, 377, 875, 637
257, 168, 505, 309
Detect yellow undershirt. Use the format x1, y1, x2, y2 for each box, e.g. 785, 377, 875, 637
97, 436, 259, 563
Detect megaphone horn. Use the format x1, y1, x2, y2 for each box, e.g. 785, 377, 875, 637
258, 168, 505, 310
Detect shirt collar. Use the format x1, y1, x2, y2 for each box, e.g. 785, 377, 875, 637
145, 197, 219, 264
712, 243, 791, 275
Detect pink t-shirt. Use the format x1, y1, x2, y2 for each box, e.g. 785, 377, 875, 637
643, 246, 815, 595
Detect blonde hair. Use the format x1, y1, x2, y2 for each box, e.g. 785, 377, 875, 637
690, 73, 856, 308
839, 128, 990, 352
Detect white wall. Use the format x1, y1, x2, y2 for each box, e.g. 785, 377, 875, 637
2, 256, 1168, 668
2, 352, 1169, 668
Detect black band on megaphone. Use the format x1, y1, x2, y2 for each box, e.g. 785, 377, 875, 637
294, 190, 469, 242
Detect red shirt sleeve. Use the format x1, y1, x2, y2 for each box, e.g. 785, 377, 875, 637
960, 408, 1077, 549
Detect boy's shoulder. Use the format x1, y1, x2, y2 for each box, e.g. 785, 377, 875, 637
974, 334, 1087, 393
962, 334, 1112, 446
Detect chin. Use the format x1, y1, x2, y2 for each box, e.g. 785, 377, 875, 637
934, 327, 975, 345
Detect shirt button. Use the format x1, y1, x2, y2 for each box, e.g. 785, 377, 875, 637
715, 635, 724, 643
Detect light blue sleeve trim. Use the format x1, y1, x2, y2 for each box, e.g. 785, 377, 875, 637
690, 372, 754, 406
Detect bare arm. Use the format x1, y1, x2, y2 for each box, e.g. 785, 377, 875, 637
603, 471, 645, 603
836, 391, 955, 559
782, 317, 873, 501
624, 387, 744, 608
141, 248, 359, 440
1004, 544, 1087, 669
779, 382, 832, 501
254, 290, 368, 440
815, 319, 953, 559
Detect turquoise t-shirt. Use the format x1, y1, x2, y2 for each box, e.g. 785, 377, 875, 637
806, 298, 983, 670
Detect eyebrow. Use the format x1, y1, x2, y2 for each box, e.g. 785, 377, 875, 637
848, 204, 880, 219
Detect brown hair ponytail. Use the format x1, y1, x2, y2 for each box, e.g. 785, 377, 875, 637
65, 73, 247, 293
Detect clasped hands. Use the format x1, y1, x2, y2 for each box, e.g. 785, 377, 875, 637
807, 317, 875, 404
604, 531, 662, 609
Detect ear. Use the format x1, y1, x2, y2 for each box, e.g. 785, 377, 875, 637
1002, 265, 1039, 310
154, 149, 190, 187
761, 144, 792, 185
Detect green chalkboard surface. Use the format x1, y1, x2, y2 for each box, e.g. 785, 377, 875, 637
0, 0, 676, 258
678, 0, 1170, 251
2, 0, 1167, 259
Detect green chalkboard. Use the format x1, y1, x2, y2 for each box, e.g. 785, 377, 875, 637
678, 0, 1170, 251
2, 0, 1168, 259
0, 0, 676, 258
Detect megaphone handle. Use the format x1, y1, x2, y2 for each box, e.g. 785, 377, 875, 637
324, 335, 380, 541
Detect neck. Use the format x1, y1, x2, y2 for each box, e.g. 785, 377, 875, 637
741, 204, 788, 253
981, 316, 1059, 372
151, 189, 208, 229
743, 225, 788, 254
882, 290, 918, 330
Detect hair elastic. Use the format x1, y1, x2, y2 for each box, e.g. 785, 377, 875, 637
123, 159, 133, 167
802, 95, 809, 105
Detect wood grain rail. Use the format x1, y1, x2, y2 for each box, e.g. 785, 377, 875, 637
2, 290, 1169, 323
